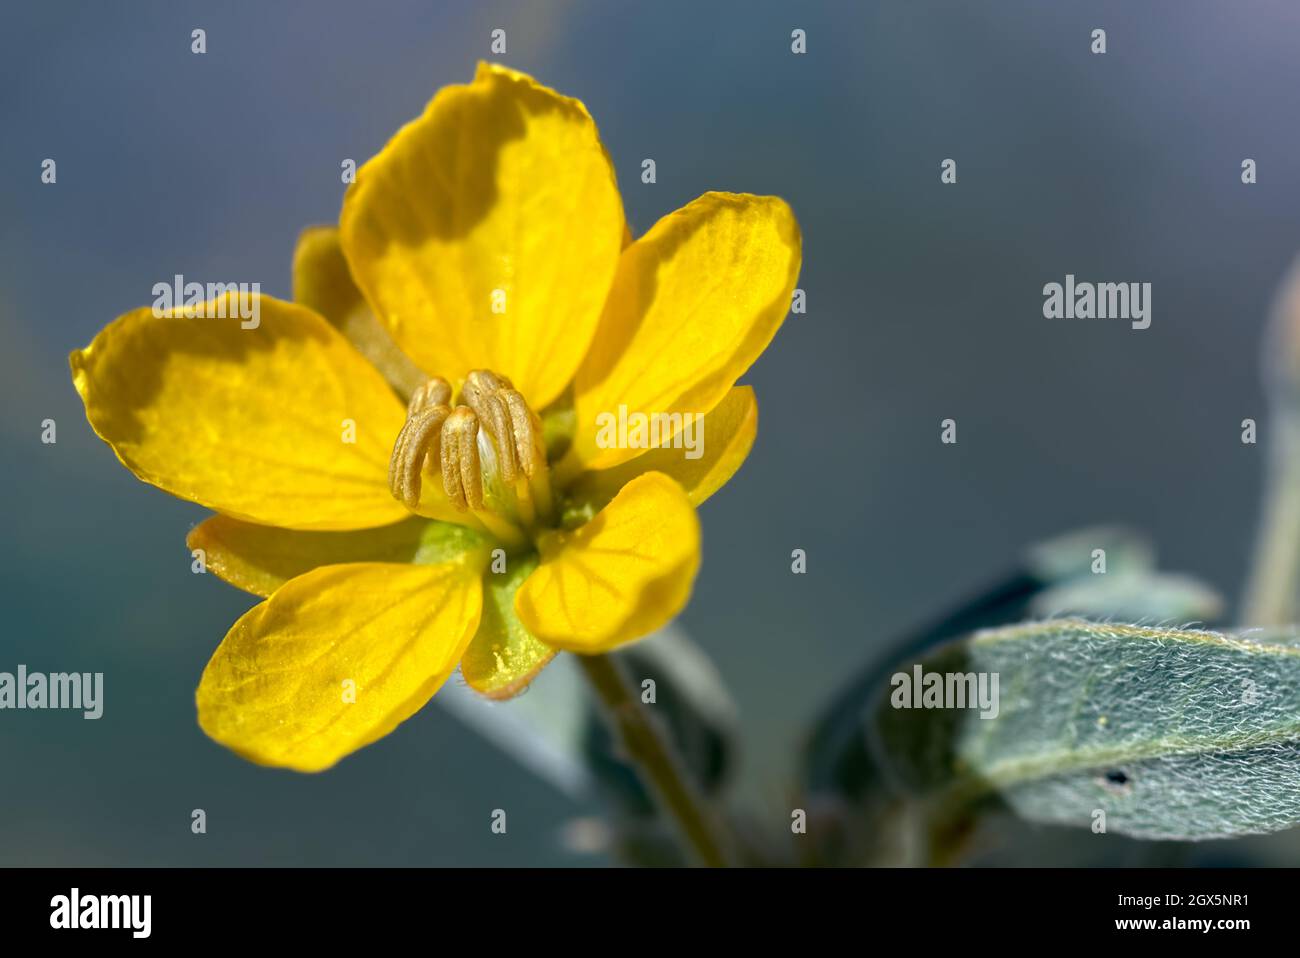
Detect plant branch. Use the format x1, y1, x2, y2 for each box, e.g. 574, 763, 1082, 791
1242, 415, 1300, 625
576, 652, 737, 867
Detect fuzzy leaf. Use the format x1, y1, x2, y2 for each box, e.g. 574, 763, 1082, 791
872, 619, 1300, 841
802, 525, 1156, 800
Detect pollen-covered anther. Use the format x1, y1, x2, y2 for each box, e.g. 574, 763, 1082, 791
408, 376, 452, 415
440, 406, 484, 511
388, 372, 548, 541
388, 401, 450, 510
461, 369, 544, 480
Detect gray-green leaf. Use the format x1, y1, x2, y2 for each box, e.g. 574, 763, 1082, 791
1028, 572, 1224, 623
871, 619, 1300, 841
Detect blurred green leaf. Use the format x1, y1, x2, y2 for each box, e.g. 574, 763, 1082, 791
436, 649, 592, 799
1023, 525, 1154, 583
1029, 572, 1224, 623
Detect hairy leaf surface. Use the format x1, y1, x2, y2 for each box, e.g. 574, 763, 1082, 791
873, 620, 1300, 840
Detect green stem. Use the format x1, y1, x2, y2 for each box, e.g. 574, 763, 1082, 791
576, 652, 737, 867
1242, 415, 1300, 626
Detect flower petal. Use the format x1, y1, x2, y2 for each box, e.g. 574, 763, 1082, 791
196, 560, 482, 772
461, 553, 559, 699
293, 225, 428, 400
516, 472, 700, 653
71, 293, 409, 530
339, 62, 625, 409
566, 192, 799, 473
565, 385, 758, 513
188, 515, 490, 597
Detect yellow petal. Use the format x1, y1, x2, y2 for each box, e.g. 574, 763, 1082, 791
516, 472, 700, 653
293, 225, 428, 400
339, 62, 624, 410
566, 192, 800, 473
461, 554, 559, 700
197, 560, 482, 772
188, 515, 491, 598
566, 385, 758, 513
70, 293, 409, 531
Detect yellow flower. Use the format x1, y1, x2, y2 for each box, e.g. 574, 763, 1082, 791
69, 63, 801, 772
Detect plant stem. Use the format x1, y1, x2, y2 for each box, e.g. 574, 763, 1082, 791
1242, 415, 1300, 625
576, 652, 737, 867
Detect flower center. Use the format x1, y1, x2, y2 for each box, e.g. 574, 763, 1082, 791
388, 371, 554, 549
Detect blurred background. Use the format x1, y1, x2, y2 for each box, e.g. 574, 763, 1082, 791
3, 0, 1300, 865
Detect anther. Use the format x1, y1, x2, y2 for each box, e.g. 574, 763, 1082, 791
461, 371, 518, 481
408, 376, 452, 415
386, 372, 551, 544
502, 389, 542, 478
440, 406, 483, 511
388, 402, 450, 510
461, 370, 543, 480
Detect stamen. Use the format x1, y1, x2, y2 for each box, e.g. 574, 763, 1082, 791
440, 406, 483, 511
462, 370, 544, 479
512, 476, 537, 528
388, 403, 450, 510
408, 376, 452, 415
386, 372, 553, 546
462, 371, 519, 481
501, 389, 541, 478
528, 465, 554, 524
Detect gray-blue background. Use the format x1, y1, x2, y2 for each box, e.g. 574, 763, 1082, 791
2, 0, 1298, 865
